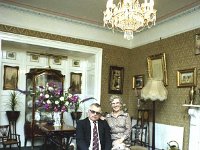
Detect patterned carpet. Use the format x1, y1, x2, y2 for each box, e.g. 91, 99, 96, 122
0, 144, 75, 150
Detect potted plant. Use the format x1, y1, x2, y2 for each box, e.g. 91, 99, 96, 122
5, 91, 21, 121
68, 96, 96, 121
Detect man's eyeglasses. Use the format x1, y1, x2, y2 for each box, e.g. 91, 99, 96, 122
90, 110, 101, 115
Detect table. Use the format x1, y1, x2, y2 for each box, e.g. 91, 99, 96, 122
37, 123, 76, 150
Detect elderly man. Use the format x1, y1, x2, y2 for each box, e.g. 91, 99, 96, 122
76, 103, 112, 150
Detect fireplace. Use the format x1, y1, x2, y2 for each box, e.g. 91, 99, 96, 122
188, 107, 200, 150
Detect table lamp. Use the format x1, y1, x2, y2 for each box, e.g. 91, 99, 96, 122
141, 78, 168, 150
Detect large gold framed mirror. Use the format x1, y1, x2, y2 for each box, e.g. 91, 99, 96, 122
147, 53, 168, 85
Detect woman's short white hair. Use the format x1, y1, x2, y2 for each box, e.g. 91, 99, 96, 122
109, 95, 123, 104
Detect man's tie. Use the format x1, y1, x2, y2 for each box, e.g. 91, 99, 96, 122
92, 121, 99, 150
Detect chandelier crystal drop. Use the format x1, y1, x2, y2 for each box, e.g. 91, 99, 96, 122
103, 0, 157, 40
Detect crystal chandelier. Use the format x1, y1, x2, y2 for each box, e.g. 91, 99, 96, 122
103, 0, 157, 40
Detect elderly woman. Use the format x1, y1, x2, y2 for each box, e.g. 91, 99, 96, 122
106, 95, 132, 150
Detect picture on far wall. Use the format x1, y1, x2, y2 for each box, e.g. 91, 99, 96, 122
72, 59, 80, 67
147, 53, 168, 86
30, 54, 40, 62
195, 33, 200, 55
133, 74, 144, 89
3, 65, 19, 90
53, 56, 61, 65
177, 68, 197, 87
6, 51, 16, 60
108, 66, 124, 94
69, 72, 82, 94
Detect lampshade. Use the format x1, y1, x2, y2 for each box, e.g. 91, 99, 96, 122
141, 78, 168, 101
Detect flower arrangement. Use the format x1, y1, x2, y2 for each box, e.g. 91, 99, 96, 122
35, 82, 93, 113
67, 94, 81, 112
19, 81, 96, 113
36, 82, 71, 112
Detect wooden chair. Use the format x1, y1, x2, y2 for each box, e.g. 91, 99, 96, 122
0, 122, 21, 149
131, 109, 150, 147
0, 125, 9, 146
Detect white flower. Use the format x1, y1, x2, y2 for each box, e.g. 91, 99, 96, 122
65, 101, 69, 106
68, 93, 72, 98
40, 93, 43, 96
55, 100, 59, 105
45, 94, 49, 98
48, 87, 54, 91
60, 96, 64, 101
47, 100, 51, 104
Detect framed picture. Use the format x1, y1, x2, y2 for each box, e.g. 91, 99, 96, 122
6, 51, 16, 60
30, 54, 39, 62
53, 56, 61, 65
177, 68, 197, 87
3, 65, 19, 90
195, 34, 200, 55
133, 74, 144, 89
70, 72, 82, 94
109, 66, 124, 94
72, 59, 80, 67
147, 53, 168, 86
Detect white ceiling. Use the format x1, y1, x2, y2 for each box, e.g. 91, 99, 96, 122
1, 0, 200, 27
0, 0, 200, 48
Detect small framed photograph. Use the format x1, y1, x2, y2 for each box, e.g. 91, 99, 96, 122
177, 68, 197, 87
133, 74, 144, 89
72, 59, 80, 67
195, 34, 200, 55
30, 54, 40, 62
70, 72, 82, 94
53, 56, 61, 65
3, 65, 19, 90
109, 66, 124, 94
6, 51, 16, 60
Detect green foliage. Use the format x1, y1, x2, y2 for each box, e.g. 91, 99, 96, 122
7, 91, 20, 111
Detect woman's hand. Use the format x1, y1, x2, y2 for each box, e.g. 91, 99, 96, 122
113, 138, 124, 145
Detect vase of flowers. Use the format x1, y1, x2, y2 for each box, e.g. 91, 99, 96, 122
36, 82, 70, 126
67, 94, 82, 123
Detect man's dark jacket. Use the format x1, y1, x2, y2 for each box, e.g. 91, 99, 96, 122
76, 117, 112, 150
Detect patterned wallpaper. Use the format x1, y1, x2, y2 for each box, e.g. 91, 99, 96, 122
1, 24, 200, 149
130, 28, 200, 149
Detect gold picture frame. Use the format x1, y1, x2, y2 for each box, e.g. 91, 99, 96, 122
177, 68, 197, 87
133, 74, 144, 89
195, 33, 200, 55
3, 65, 19, 90
147, 53, 168, 85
